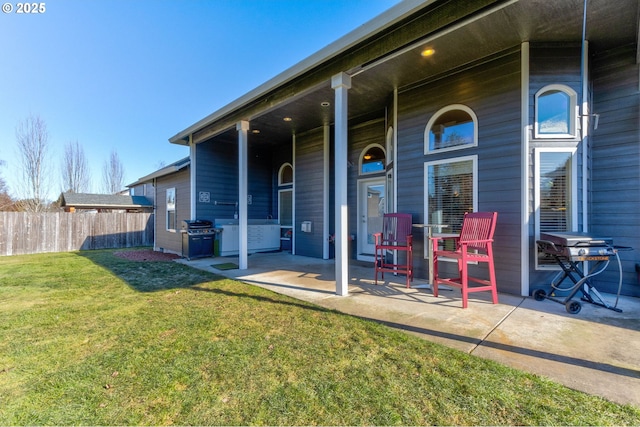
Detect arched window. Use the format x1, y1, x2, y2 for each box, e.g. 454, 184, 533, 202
424, 104, 478, 154
359, 144, 386, 175
385, 127, 394, 166
278, 163, 293, 185
534, 85, 578, 138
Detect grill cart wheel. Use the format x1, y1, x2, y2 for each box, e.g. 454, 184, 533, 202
566, 300, 582, 314
532, 288, 547, 301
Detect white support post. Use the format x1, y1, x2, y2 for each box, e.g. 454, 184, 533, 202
323, 124, 330, 260
520, 42, 530, 297
292, 134, 296, 255
189, 134, 196, 220
237, 120, 249, 270
332, 72, 351, 296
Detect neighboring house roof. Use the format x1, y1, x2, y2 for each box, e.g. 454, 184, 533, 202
59, 192, 153, 210
127, 157, 190, 187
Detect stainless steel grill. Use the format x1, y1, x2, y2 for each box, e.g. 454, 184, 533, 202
181, 219, 217, 235
181, 220, 221, 260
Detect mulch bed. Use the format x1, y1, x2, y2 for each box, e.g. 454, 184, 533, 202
113, 249, 181, 262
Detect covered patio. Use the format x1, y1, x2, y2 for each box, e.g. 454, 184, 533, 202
178, 251, 640, 407
168, 0, 640, 298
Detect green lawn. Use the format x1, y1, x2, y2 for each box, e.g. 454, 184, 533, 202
0, 249, 638, 426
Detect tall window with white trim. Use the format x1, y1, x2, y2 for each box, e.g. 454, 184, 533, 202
535, 148, 577, 267
424, 156, 477, 234
166, 188, 176, 231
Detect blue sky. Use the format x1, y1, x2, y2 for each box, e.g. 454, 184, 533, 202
0, 0, 399, 200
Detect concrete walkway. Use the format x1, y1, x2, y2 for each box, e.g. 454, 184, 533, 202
178, 252, 640, 407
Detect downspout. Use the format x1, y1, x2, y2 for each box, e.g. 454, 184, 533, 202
580, 0, 590, 233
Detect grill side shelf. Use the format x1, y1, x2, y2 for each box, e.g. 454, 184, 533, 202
536, 239, 562, 255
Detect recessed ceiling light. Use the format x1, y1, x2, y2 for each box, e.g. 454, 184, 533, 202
421, 48, 436, 57
321, 101, 330, 107
283, 117, 292, 122
252, 129, 260, 134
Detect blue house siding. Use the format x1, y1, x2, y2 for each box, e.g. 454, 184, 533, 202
396, 49, 523, 294
195, 141, 239, 222
163, 2, 638, 299
295, 129, 325, 258
195, 139, 274, 222
590, 44, 640, 296
527, 45, 587, 291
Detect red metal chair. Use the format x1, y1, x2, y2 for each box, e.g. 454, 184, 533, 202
430, 211, 498, 308
374, 213, 413, 288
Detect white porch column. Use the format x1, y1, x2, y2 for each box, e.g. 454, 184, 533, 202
332, 72, 351, 296
189, 134, 196, 220
237, 120, 249, 270
323, 124, 330, 260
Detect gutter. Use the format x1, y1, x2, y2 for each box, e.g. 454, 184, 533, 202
168, 0, 432, 144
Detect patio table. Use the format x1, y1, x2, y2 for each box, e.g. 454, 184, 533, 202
412, 223, 449, 290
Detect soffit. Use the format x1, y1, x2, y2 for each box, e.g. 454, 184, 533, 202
196, 0, 638, 147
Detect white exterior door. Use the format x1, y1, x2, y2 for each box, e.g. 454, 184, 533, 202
357, 178, 385, 260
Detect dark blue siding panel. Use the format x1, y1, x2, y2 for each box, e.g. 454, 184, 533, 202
590, 45, 640, 296
397, 50, 523, 294
195, 139, 275, 223
295, 129, 325, 258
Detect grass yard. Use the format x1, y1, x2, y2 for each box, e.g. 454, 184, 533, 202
0, 249, 639, 426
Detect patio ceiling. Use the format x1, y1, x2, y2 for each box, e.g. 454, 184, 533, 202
182, 0, 638, 147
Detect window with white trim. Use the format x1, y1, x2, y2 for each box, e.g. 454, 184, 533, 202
385, 127, 394, 166
425, 104, 478, 154
359, 144, 386, 175
424, 155, 478, 237
535, 148, 578, 268
166, 188, 176, 231
534, 85, 578, 138
278, 163, 293, 185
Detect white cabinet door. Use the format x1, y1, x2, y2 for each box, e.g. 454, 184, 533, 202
220, 225, 239, 255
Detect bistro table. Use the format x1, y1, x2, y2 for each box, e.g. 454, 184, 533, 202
412, 223, 449, 290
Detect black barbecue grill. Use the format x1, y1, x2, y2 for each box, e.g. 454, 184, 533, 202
534, 231, 623, 314
181, 219, 221, 260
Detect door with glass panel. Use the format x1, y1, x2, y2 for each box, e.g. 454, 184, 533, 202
358, 178, 385, 258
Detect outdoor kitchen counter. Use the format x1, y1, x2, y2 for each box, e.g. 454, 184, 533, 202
216, 219, 280, 256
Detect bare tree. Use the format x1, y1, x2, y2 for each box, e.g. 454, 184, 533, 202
61, 140, 91, 193
0, 160, 15, 211
102, 150, 125, 194
15, 114, 51, 212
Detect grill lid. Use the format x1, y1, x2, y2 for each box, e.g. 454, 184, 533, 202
540, 231, 613, 247
181, 219, 213, 230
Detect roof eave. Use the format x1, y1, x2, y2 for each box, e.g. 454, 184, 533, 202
168, 0, 433, 144
127, 158, 191, 186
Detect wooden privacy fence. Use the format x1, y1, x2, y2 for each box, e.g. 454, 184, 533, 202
0, 212, 154, 256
